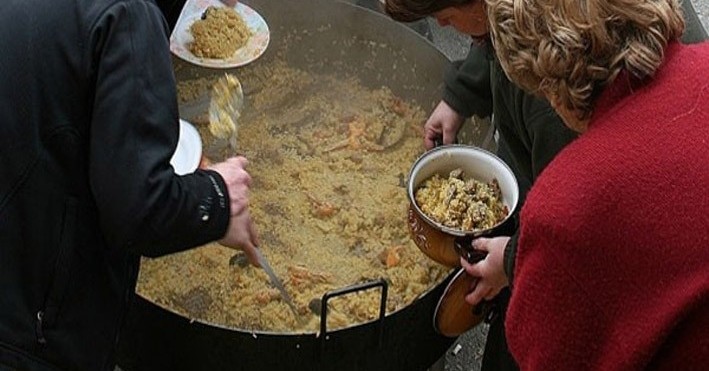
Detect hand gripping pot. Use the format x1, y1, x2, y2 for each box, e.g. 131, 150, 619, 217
406, 145, 519, 336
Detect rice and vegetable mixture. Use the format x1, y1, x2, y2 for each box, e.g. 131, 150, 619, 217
135, 60, 450, 333
415, 169, 508, 231
189, 6, 251, 59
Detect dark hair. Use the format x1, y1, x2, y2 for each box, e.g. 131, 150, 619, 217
384, 0, 473, 22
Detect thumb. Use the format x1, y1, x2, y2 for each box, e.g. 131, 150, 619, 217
249, 218, 260, 247
228, 155, 248, 168
461, 255, 486, 277
471, 237, 492, 252
243, 243, 260, 268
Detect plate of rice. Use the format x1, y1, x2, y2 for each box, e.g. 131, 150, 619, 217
170, 0, 270, 68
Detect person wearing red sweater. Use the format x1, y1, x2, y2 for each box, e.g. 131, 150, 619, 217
461, 0, 709, 368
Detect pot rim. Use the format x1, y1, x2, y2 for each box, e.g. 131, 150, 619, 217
134, 268, 455, 336
406, 144, 519, 237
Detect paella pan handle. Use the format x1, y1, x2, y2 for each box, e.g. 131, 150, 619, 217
318, 279, 388, 348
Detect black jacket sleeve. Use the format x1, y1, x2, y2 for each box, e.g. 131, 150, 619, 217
496, 70, 578, 286
442, 44, 493, 118
503, 232, 519, 284
520, 98, 578, 180
87, 1, 229, 257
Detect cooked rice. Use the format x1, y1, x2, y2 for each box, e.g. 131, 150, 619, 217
415, 169, 508, 231
189, 6, 251, 59
208, 74, 242, 140
136, 61, 450, 333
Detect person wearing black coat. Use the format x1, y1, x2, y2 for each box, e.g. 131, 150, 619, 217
0, 0, 259, 370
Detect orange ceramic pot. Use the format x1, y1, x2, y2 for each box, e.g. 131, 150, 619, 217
406, 145, 520, 336
406, 145, 519, 268
433, 269, 490, 337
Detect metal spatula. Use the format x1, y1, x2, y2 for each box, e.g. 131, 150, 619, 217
252, 248, 303, 323
178, 74, 244, 156
208, 73, 244, 153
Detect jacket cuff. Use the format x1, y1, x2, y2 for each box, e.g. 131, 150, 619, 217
504, 231, 519, 286
441, 46, 494, 118
198, 169, 231, 241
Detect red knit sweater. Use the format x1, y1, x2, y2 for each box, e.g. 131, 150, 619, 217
507, 42, 709, 370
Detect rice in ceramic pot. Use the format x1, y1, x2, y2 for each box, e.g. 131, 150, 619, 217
414, 168, 508, 232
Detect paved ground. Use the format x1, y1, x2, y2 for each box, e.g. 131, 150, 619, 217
695, 0, 709, 32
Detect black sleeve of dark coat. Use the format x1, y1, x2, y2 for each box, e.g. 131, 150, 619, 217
442, 44, 493, 118
87, 1, 229, 257
153, 0, 186, 31
499, 76, 578, 285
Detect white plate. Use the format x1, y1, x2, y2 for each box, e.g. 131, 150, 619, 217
170, 0, 270, 69
171, 119, 202, 175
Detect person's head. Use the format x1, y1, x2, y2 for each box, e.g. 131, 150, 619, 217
486, 0, 685, 132
385, 0, 489, 38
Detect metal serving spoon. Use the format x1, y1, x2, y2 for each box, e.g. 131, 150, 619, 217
229, 249, 304, 324
178, 73, 244, 156
208, 73, 243, 153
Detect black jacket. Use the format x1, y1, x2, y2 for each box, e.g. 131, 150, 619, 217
0, 1, 230, 369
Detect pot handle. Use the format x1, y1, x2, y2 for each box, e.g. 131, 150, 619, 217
318, 279, 388, 348
453, 235, 487, 264
432, 137, 458, 148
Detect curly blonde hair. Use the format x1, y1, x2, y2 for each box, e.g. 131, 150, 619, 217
486, 0, 684, 126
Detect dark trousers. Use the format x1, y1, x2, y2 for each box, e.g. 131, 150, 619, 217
481, 288, 519, 371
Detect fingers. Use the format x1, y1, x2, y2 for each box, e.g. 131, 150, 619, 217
464, 280, 492, 306
241, 220, 261, 267
423, 134, 437, 150
242, 243, 260, 268
460, 237, 510, 306
423, 101, 465, 149
423, 126, 441, 149
221, 0, 239, 6
218, 207, 259, 266
463, 273, 502, 306
442, 125, 458, 145
248, 216, 260, 248
471, 237, 491, 252
226, 155, 248, 168
212, 156, 260, 267
461, 255, 485, 278
424, 123, 456, 146
209, 155, 248, 171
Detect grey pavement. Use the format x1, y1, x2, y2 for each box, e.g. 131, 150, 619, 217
695, 0, 709, 32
